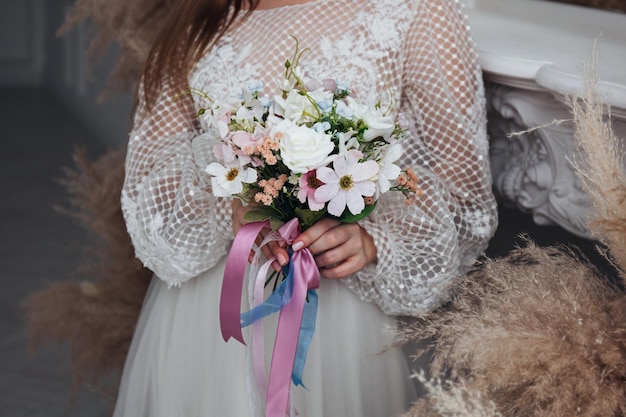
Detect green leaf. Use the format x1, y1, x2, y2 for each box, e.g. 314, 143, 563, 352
270, 217, 285, 231
243, 207, 286, 230
339, 202, 378, 223
243, 208, 274, 223
295, 207, 327, 229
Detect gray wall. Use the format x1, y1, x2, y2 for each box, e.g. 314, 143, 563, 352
0, 0, 45, 85
1, 0, 133, 148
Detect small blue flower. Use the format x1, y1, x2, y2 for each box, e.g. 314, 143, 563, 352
247, 80, 264, 93
336, 79, 350, 93
316, 98, 333, 113
336, 101, 353, 119
313, 121, 331, 133
259, 95, 272, 108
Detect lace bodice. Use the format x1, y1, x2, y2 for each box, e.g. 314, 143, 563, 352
121, 0, 498, 316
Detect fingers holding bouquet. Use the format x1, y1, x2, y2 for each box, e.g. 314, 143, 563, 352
231, 199, 289, 272
292, 218, 377, 279
233, 197, 375, 278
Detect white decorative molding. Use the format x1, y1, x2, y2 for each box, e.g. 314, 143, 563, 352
487, 83, 592, 236
468, 0, 626, 238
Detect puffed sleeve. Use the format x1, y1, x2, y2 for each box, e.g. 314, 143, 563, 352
343, 0, 498, 316
121, 82, 233, 286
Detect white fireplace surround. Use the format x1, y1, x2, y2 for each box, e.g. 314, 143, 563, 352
467, 0, 626, 238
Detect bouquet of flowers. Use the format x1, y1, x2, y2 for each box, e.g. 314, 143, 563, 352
199, 40, 421, 417
200, 42, 420, 231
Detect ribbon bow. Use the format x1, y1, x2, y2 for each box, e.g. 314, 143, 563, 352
220, 218, 320, 416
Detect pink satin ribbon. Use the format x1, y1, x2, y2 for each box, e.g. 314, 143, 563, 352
266, 219, 319, 416
252, 256, 274, 400
220, 220, 270, 344
219, 218, 320, 417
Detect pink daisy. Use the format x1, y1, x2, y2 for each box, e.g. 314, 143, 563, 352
314, 150, 379, 217
297, 170, 325, 211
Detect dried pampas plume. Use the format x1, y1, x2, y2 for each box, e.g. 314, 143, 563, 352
405, 372, 502, 417
399, 53, 626, 416
22, 148, 152, 397
400, 244, 626, 417
569, 47, 626, 270
59, 0, 176, 95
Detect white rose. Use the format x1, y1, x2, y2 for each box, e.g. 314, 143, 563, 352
275, 90, 319, 124
346, 97, 395, 142
276, 120, 335, 174
362, 112, 395, 141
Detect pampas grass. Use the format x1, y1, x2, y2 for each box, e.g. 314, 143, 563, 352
22, 148, 151, 397
399, 54, 626, 416
22, 0, 168, 394
404, 372, 502, 417
569, 49, 626, 271
400, 243, 626, 416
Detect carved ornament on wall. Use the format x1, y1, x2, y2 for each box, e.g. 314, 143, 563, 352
487, 82, 593, 237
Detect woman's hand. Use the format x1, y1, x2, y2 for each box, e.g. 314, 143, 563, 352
231, 199, 289, 272
292, 218, 377, 279
233, 200, 377, 278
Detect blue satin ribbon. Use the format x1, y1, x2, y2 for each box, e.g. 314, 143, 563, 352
292, 289, 317, 387
240, 256, 319, 387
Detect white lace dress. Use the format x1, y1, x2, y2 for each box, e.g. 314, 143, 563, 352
114, 0, 498, 416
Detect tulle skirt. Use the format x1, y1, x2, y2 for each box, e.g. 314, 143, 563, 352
113, 256, 417, 417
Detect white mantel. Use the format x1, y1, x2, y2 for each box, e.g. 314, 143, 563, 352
467, 0, 626, 237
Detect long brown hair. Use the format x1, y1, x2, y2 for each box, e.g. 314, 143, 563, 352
142, 0, 260, 108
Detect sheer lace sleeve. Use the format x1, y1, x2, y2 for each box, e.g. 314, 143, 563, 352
343, 0, 498, 316
121, 83, 233, 286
